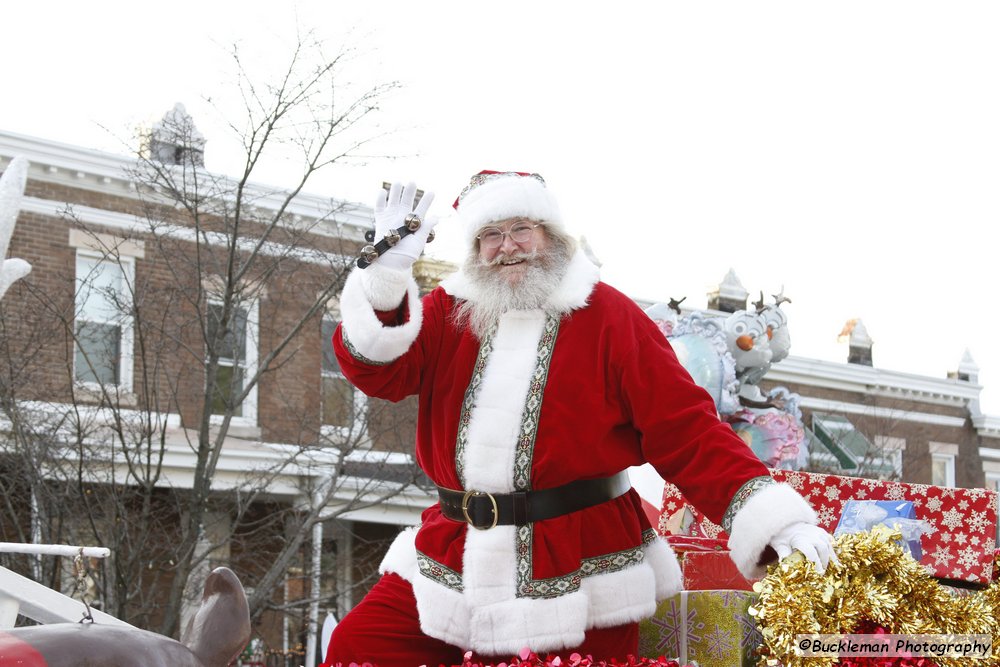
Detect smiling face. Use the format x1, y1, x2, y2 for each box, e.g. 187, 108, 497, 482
457, 219, 574, 338
477, 218, 549, 285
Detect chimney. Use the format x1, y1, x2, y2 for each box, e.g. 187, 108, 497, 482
838, 318, 873, 366
948, 349, 982, 417
145, 103, 205, 167
706, 269, 748, 313
948, 348, 980, 383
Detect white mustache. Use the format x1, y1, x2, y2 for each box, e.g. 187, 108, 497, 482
486, 250, 537, 266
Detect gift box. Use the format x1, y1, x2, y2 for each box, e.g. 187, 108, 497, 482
666, 536, 756, 591
660, 469, 999, 584
638, 590, 761, 667
659, 489, 721, 539
681, 552, 756, 591
835, 499, 926, 560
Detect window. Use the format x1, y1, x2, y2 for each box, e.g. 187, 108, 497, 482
207, 300, 258, 423
74, 253, 134, 390
929, 442, 958, 488
321, 315, 366, 440
986, 474, 1000, 494
809, 414, 900, 478
874, 436, 906, 479
986, 474, 1000, 544
931, 453, 956, 488
810, 413, 871, 470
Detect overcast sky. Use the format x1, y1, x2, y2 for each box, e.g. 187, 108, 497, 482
3, 1, 1000, 413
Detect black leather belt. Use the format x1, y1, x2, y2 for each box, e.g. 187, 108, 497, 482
437, 472, 632, 530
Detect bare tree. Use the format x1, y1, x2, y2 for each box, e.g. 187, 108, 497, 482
0, 32, 427, 646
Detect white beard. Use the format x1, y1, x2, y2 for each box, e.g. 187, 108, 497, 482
453, 241, 573, 339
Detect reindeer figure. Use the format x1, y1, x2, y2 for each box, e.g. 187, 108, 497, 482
0, 156, 33, 300
0, 567, 251, 667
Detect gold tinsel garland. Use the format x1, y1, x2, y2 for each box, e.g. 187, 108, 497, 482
750, 525, 1000, 667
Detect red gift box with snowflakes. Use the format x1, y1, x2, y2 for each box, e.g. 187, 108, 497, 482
660, 469, 999, 585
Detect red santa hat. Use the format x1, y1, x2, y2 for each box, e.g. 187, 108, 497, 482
452, 170, 564, 247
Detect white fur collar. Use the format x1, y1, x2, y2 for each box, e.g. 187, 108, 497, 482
440, 249, 600, 314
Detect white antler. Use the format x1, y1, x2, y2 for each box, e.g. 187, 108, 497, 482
0, 156, 32, 301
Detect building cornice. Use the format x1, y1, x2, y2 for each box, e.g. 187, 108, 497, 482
766, 355, 982, 407
795, 396, 968, 428
0, 400, 347, 496
0, 128, 372, 238
326, 475, 431, 526
20, 195, 353, 269
973, 415, 1000, 438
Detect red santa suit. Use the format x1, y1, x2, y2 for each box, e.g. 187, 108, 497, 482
332, 246, 818, 657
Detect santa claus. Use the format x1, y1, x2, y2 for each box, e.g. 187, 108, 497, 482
325, 172, 833, 666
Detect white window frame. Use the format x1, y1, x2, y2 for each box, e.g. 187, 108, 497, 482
931, 453, 956, 488
73, 250, 135, 393
929, 442, 959, 488
207, 298, 259, 427
985, 471, 1000, 546
874, 435, 906, 479
986, 473, 1000, 493
320, 314, 367, 443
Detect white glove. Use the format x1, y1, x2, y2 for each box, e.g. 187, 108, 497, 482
769, 522, 838, 573
373, 182, 437, 272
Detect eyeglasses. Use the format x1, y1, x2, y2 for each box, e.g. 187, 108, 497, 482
476, 221, 543, 249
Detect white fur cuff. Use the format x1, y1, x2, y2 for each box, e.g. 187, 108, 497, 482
727, 483, 817, 579
339, 265, 423, 364
357, 263, 411, 310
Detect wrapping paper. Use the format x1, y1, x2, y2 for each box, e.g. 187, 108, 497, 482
638, 590, 760, 667
666, 536, 756, 591
661, 469, 998, 584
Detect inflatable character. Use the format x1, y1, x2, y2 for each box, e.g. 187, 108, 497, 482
643, 290, 806, 475
0, 156, 33, 300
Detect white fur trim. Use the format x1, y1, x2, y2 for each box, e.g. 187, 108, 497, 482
727, 483, 818, 579
441, 249, 599, 315
358, 263, 412, 310
644, 536, 683, 600
582, 563, 658, 629
413, 570, 472, 648
462, 312, 546, 492
378, 527, 419, 581
339, 265, 423, 363
410, 533, 679, 653
469, 592, 589, 655
458, 175, 563, 246
380, 528, 475, 648
544, 250, 600, 313
463, 525, 519, 606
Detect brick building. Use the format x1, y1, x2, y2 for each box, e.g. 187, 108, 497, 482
0, 119, 429, 655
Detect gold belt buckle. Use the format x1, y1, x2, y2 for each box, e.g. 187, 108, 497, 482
461, 490, 499, 530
